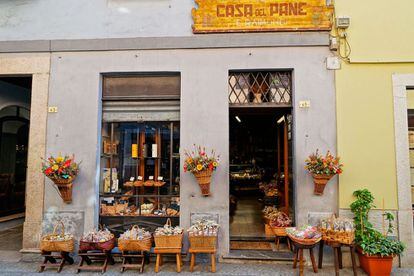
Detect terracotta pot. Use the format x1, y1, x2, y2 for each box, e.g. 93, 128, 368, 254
357, 248, 394, 276
312, 174, 333, 195
193, 170, 212, 196
51, 178, 74, 203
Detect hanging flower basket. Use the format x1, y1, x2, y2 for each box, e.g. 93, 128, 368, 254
193, 170, 213, 196
305, 150, 343, 196
51, 177, 75, 203
184, 145, 219, 197
42, 154, 80, 204
312, 174, 333, 195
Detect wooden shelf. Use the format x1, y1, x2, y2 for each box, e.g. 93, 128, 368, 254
100, 215, 179, 218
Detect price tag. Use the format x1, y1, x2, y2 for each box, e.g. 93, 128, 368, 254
129, 177, 135, 181
137, 176, 143, 180
157, 176, 164, 181
103, 197, 114, 203
149, 176, 154, 180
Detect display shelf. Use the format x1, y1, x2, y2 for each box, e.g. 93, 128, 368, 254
100, 215, 179, 218
100, 122, 180, 228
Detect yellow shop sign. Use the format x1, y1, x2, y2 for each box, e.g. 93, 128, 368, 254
192, 0, 334, 33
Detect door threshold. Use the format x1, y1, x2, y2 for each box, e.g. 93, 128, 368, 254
230, 237, 273, 241
0, 213, 25, 223
223, 249, 294, 262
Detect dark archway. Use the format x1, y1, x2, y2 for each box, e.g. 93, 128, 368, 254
0, 106, 30, 217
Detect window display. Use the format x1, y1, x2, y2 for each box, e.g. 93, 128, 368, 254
99, 121, 180, 222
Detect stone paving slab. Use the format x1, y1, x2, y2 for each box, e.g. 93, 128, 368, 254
0, 260, 412, 275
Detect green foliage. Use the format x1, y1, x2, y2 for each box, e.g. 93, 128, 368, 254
350, 189, 405, 257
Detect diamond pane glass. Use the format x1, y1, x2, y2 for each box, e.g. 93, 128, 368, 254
229, 71, 292, 106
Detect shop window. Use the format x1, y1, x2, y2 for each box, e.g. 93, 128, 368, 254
228, 71, 292, 107
100, 74, 180, 232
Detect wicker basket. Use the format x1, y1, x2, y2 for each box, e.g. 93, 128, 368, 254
100, 204, 116, 215
272, 226, 288, 237
51, 177, 75, 203
133, 180, 144, 187
118, 226, 153, 252
40, 221, 74, 253
312, 174, 333, 195
264, 224, 274, 236
288, 234, 321, 246
115, 203, 128, 214
189, 235, 217, 250
321, 228, 355, 245
193, 170, 212, 196
144, 180, 156, 187
154, 219, 183, 249
79, 235, 115, 252
154, 181, 166, 187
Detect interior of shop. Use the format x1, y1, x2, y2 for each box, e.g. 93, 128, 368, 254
0, 77, 31, 220
229, 107, 293, 246
0, 76, 31, 261
100, 75, 181, 234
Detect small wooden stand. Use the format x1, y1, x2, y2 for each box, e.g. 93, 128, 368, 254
275, 234, 292, 251
77, 250, 115, 273
291, 241, 319, 276
189, 248, 216, 273
318, 240, 358, 276
39, 251, 74, 273
120, 251, 147, 273
154, 248, 183, 273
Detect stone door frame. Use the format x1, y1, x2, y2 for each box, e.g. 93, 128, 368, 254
392, 73, 414, 266
0, 53, 50, 251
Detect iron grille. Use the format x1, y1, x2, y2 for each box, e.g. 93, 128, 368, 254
229, 71, 292, 106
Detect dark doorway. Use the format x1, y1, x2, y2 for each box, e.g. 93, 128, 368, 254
0, 77, 31, 219
229, 108, 293, 242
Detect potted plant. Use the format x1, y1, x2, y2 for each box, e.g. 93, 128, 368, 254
305, 150, 343, 195
184, 145, 219, 196
41, 154, 80, 203
350, 189, 405, 276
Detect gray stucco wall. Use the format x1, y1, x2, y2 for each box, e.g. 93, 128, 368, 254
44, 46, 336, 256
0, 0, 194, 41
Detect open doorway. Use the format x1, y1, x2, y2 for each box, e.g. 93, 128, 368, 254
229, 108, 293, 242
0, 76, 31, 260
227, 70, 294, 256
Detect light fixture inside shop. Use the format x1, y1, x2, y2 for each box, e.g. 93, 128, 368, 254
235, 116, 242, 123
277, 116, 285, 125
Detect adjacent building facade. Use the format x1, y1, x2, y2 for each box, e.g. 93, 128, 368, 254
0, 0, 412, 266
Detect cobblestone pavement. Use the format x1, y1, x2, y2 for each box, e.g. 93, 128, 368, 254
0, 260, 412, 275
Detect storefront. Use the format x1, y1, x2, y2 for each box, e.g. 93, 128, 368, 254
40, 40, 336, 256
0, 0, 341, 258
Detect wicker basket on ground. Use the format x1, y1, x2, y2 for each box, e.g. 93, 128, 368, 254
40, 221, 74, 253
154, 219, 183, 249
118, 225, 153, 252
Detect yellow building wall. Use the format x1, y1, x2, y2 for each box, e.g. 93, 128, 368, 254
335, 0, 414, 62
337, 63, 414, 209
407, 90, 414, 109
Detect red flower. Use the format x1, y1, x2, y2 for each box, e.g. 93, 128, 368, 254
44, 167, 53, 175
208, 164, 214, 171
63, 160, 71, 168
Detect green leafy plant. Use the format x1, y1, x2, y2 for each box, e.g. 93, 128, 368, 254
350, 189, 405, 257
